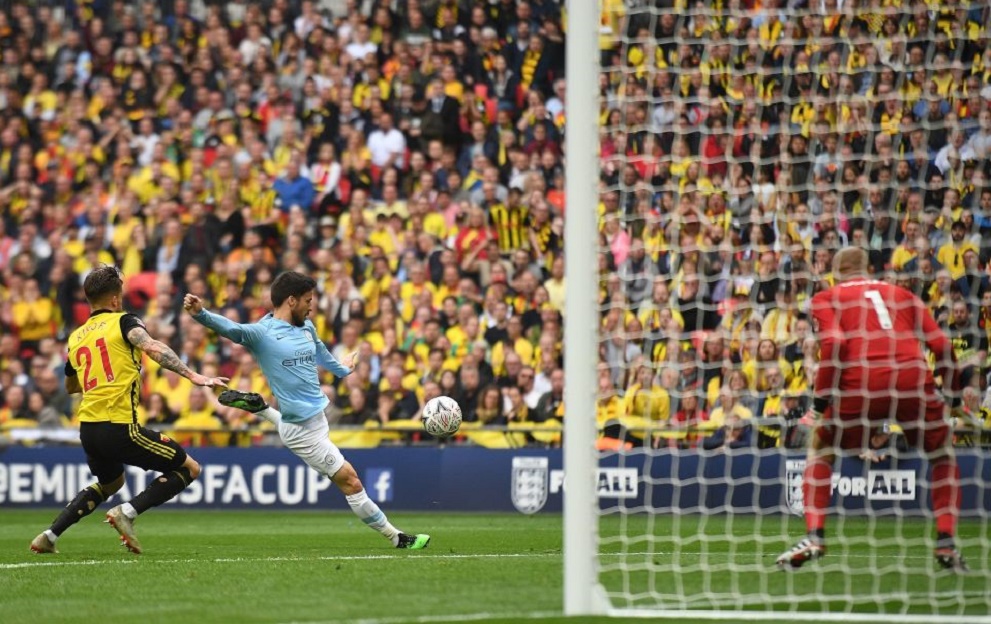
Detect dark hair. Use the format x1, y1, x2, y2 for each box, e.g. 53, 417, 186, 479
270, 271, 317, 307
83, 265, 124, 304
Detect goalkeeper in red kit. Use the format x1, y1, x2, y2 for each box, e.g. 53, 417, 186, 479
776, 247, 967, 572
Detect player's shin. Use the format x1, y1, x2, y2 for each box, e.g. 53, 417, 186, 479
931, 457, 961, 537
128, 467, 195, 516
802, 457, 833, 538
48, 483, 107, 539
345, 489, 401, 545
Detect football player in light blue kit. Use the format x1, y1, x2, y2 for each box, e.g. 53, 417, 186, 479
184, 271, 429, 549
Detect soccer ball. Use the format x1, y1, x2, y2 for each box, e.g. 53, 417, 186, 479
421, 396, 463, 437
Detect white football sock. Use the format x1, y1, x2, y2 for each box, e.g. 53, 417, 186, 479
44, 529, 57, 543
121, 502, 138, 519
256, 406, 281, 424
345, 490, 401, 545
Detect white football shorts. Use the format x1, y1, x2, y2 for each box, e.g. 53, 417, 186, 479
278, 415, 346, 478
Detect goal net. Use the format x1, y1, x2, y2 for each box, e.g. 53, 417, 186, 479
564, 1, 991, 620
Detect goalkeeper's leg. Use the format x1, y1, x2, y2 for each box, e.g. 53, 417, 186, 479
920, 411, 967, 572
802, 425, 836, 540
776, 422, 835, 570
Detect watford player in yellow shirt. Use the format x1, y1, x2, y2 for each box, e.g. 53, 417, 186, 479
30, 266, 227, 556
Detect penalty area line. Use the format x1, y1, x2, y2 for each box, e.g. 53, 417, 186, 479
0, 551, 562, 570
0, 559, 140, 570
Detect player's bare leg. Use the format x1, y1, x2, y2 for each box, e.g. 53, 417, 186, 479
106, 455, 202, 554
776, 421, 832, 570
31, 474, 125, 554
331, 461, 430, 549
225, 395, 432, 550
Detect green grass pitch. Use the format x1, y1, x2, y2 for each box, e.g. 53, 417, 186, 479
0, 510, 987, 623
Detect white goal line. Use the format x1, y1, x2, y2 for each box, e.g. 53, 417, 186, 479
611, 609, 991, 624
302, 607, 991, 624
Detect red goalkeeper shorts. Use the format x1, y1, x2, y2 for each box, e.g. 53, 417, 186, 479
817, 365, 950, 453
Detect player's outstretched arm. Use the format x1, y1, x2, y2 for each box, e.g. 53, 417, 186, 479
809, 294, 843, 416
915, 296, 959, 401
316, 341, 356, 378
309, 327, 356, 377
126, 325, 229, 388
183, 294, 260, 346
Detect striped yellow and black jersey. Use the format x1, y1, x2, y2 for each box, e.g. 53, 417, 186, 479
489, 203, 528, 253
65, 310, 145, 424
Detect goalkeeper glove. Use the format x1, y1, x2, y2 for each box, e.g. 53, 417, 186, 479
800, 397, 829, 426
859, 428, 891, 463
859, 447, 888, 463
799, 409, 821, 428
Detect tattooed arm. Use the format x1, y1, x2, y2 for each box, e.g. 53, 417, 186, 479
126, 325, 229, 388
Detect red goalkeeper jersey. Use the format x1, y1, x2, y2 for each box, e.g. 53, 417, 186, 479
809, 278, 957, 410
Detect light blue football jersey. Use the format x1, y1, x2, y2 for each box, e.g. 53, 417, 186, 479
192, 310, 351, 423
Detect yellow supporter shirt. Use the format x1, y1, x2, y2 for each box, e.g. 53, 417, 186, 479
544, 278, 565, 312
73, 250, 117, 278
399, 282, 438, 322
598, 0, 625, 50
229, 369, 268, 397
11, 297, 59, 342
151, 373, 194, 416
595, 395, 623, 428
623, 383, 671, 422
171, 408, 229, 447
890, 245, 917, 271
368, 227, 400, 258
742, 358, 794, 392
423, 212, 447, 240
760, 309, 796, 347
490, 339, 535, 374
445, 325, 469, 358
937, 242, 979, 280
707, 403, 754, 428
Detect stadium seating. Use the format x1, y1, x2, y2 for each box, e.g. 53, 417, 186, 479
0, 1, 988, 450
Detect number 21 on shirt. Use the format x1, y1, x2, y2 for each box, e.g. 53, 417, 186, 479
76, 338, 116, 391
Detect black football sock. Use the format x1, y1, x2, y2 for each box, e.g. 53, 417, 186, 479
130, 467, 194, 514
50, 483, 107, 537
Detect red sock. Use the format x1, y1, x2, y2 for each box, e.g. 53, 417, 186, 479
803, 458, 833, 534
931, 459, 960, 536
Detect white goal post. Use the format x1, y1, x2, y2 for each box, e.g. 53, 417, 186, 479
562, 0, 607, 616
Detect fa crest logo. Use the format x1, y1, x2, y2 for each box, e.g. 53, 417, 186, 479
511, 456, 549, 515
785, 459, 806, 515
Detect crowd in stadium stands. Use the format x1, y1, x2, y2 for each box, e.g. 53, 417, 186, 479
0, 0, 989, 450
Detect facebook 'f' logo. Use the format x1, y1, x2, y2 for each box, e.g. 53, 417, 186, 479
366, 468, 393, 502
